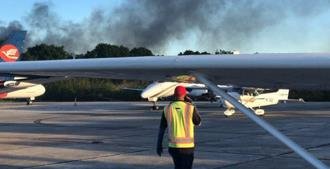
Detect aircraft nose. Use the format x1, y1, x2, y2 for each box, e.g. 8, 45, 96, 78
141, 91, 149, 98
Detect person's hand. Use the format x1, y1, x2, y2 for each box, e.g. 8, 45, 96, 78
157, 145, 163, 156
184, 96, 193, 103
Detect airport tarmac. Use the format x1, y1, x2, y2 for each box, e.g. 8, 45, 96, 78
0, 101, 330, 169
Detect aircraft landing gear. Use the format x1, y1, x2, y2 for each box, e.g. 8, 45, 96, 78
26, 98, 34, 105
152, 101, 160, 110
26, 97, 35, 105
224, 108, 235, 117
255, 109, 265, 116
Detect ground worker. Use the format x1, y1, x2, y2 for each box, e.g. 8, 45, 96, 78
157, 85, 201, 169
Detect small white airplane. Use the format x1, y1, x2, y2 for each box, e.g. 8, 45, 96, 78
0, 31, 43, 104
0, 79, 45, 105
0, 32, 328, 167
140, 81, 210, 109
140, 81, 289, 116
224, 88, 289, 116
0, 31, 66, 104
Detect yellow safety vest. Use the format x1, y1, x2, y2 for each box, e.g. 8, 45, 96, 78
164, 101, 195, 148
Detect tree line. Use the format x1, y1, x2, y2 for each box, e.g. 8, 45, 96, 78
21, 44, 154, 101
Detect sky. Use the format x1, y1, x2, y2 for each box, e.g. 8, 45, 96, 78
0, 0, 121, 23
1, 0, 330, 55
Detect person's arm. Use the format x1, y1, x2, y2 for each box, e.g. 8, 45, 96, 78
157, 112, 167, 156
184, 97, 201, 125
192, 107, 201, 126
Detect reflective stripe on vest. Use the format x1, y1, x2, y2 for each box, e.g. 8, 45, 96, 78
165, 101, 194, 148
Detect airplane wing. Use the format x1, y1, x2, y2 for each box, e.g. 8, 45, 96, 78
1, 53, 330, 90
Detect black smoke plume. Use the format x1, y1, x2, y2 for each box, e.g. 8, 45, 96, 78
0, 0, 329, 54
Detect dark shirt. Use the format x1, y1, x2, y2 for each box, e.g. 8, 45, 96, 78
157, 100, 201, 150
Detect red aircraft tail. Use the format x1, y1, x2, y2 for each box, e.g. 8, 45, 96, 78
0, 31, 27, 62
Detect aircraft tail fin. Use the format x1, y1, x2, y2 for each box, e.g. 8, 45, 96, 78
276, 89, 289, 100
0, 31, 27, 62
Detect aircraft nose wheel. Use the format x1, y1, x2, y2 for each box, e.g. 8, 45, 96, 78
224, 109, 235, 117
26, 99, 33, 105
151, 101, 160, 110
152, 106, 160, 110
255, 109, 265, 116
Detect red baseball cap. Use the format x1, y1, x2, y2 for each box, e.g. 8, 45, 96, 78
174, 85, 187, 97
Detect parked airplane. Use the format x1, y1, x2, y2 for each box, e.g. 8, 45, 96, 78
139, 81, 213, 109
0, 35, 328, 168
0, 31, 63, 104
140, 81, 289, 116
224, 88, 289, 116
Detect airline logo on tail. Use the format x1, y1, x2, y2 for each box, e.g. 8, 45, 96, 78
0, 44, 20, 62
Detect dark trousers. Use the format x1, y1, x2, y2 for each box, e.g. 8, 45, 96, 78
168, 147, 194, 169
